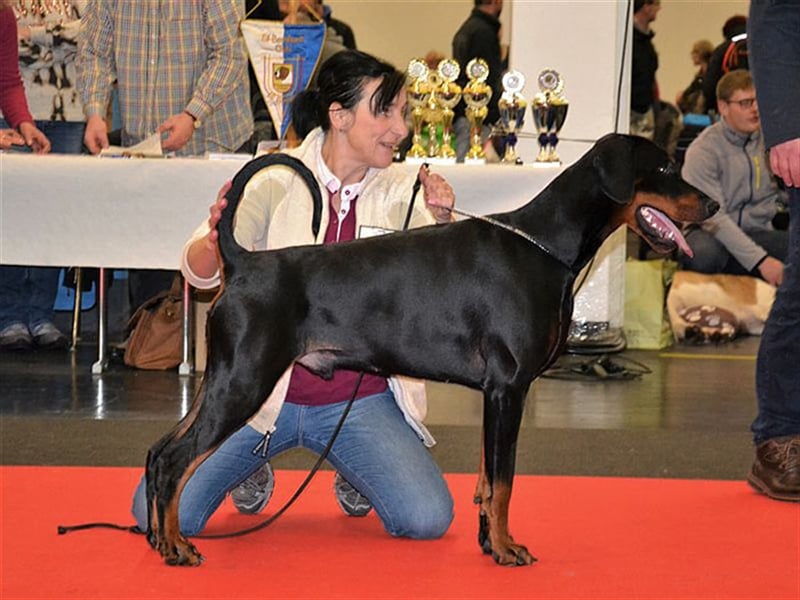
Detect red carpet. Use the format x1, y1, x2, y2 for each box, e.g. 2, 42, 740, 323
1, 466, 798, 599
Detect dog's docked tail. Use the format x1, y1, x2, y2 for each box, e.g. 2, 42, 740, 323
217, 153, 323, 265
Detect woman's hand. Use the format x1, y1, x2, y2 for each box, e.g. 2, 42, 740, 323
0, 129, 25, 149
186, 181, 232, 279
419, 166, 455, 223
204, 180, 233, 251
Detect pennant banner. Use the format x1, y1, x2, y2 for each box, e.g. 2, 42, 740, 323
242, 20, 326, 140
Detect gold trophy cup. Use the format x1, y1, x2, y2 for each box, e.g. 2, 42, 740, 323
405, 58, 430, 161
498, 70, 527, 164
436, 59, 462, 161
463, 58, 492, 162
531, 69, 569, 164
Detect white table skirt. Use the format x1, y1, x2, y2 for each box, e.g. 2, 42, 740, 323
0, 153, 563, 269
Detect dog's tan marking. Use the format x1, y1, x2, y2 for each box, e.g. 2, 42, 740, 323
160, 449, 215, 566
485, 482, 535, 565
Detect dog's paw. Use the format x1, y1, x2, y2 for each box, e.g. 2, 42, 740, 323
160, 536, 204, 567
492, 542, 537, 566
680, 305, 738, 344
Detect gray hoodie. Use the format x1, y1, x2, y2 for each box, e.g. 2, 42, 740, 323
681, 118, 783, 271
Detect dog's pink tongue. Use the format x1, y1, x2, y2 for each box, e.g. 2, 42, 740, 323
641, 206, 694, 258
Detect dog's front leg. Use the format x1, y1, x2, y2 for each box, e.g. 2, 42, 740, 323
477, 387, 536, 566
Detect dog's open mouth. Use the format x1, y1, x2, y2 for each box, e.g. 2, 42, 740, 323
636, 206, 693, 258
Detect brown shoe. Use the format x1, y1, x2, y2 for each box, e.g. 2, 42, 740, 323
747, 436, 800, 502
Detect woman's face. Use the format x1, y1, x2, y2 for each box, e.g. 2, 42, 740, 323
339, 78, 408, 169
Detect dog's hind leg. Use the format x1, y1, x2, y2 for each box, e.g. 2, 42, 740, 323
147, 341, 294, 566
477, 385, 536, 566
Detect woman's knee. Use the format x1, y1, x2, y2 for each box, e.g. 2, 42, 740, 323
130, 472, 208, 537
381, 484, 454, 540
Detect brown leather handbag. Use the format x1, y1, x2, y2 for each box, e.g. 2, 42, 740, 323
124, 277, 183, 370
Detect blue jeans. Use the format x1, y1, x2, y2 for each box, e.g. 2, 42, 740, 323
680, 227, 789, 276
132, 390, 454, 538
753, 187, 800, 443
0, 118, 84, 154
0, 266, 61, 331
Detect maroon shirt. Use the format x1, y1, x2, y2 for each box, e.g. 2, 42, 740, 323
285, 193, 388, 405
0, 9, 34, 129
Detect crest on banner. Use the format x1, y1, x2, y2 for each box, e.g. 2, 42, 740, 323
242, 20, 326, 140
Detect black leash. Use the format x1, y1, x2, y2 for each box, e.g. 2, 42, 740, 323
58, 373, 364, 539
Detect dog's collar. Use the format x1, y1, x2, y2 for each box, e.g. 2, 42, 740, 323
448, 207, 574, 271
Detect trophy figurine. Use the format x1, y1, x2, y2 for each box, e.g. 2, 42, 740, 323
436, 59, 462, 161
424, 70, 442, 159
531, 69, 569, 164
405, 58, 430, 161
498, 70, 527, 164
463, 58, 492, 162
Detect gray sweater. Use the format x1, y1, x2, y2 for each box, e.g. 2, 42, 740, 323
681, 119, 783, 270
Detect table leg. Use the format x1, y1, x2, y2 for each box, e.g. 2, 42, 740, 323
70, 267, 82, 352
178, 278, 194, 376
91, 267, 108, 374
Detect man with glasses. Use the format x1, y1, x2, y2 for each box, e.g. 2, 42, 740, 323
680, 70, 788, 286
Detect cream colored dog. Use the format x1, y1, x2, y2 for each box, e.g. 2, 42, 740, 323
667, 271, 776, 343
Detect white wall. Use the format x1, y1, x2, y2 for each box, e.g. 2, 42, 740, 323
327, 0, 750, 121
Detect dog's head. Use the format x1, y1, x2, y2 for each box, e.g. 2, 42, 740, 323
593, 134, 719, 258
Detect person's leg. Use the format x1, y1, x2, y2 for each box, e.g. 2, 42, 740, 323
128, 270, 177, 316
679, 228, 731, 273
0, 266, 33, 349
26, 266, 62, 329
749, 188, 800, 500
301, 390, 454, 539
0, 266, 28, 331
749, 229, 790, 265
131, 406, 301, 536
752, 187, 800, 444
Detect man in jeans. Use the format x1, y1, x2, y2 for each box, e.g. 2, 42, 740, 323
747, 0, 800, 502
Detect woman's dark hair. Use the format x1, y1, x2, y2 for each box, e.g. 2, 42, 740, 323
291, 50, 406, 139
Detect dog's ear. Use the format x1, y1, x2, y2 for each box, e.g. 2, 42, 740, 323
592, 135, 635, 204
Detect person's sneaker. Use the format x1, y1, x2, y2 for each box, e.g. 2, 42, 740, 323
0, 323, 33, 351
231, 462, 275, 514
334, 472, 372, 517
30, 321, 68, 350
747, 435, 800, 502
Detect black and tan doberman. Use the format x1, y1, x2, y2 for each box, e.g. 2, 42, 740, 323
145, 133, 718, 566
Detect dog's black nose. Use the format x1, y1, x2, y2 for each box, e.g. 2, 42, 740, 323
705, 200, 720, 216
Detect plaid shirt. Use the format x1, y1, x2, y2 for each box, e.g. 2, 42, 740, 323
77, 0, 252, 156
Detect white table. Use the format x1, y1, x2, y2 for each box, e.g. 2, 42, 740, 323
1, 153, 570, 372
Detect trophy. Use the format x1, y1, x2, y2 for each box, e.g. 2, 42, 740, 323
424, 70, 442, 159
436, 59, 462, 161
498, 70, 527, 164
463, 58, 492, 162
406, 58, 430, 160
531, 69, 569, 164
